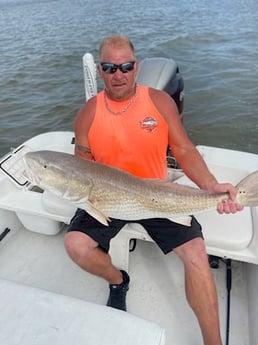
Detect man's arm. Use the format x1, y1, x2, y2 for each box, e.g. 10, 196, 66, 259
73, 96, 96, 161
149, 88, 243, 214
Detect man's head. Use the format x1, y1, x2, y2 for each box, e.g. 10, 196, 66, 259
99, 35, 136, 59
97, 35, 138, 101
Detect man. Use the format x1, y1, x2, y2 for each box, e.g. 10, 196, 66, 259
64, 35, 243, 345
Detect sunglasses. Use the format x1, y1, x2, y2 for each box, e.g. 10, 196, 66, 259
100, 61, 136, 74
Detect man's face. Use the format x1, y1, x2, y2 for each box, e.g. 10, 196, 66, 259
98, 45, 138, 101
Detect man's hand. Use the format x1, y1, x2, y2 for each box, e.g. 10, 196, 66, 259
210, 182, 244, 214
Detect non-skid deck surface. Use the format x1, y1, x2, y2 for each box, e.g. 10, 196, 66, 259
0, 226, 249, 344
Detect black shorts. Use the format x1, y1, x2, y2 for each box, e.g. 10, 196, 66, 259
68, 209, 203, 254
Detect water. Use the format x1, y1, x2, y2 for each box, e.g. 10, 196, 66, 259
0, 0, 257, 156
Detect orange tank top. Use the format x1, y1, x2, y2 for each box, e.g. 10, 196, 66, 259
88, 85, 168, 178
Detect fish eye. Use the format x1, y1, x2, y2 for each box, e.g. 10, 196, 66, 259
43, 164, 47, 169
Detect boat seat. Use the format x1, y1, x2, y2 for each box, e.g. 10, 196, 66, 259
109, 207, 254, 271
0, 279, 165, 345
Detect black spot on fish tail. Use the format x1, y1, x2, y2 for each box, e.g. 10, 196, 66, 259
236, 170, 258, 206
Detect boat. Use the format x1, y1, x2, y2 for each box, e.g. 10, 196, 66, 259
0, 54, 257, 345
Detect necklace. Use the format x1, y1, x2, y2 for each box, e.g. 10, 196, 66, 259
104, 85, 137, 115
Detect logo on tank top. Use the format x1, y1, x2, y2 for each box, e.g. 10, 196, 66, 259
139, 116, 158, 132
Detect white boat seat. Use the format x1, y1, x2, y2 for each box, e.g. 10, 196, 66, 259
109, 209, 254, 271
0, 279, 165, 345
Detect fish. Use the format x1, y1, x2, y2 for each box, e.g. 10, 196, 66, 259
23, 150, 258, 226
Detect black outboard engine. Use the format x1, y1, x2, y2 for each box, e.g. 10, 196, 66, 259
136, 57, 184, 115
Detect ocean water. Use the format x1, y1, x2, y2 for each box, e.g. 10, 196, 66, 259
0, 0, 257, 156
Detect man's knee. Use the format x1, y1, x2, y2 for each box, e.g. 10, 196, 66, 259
174, 237, 208, 267
64, 231, 99, 261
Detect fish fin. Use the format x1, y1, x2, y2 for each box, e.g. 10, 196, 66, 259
236, 170, 258, 206
145, 179, 178, 188
142, 169, 184, 184
64, 192, 88, 203
167, 168, 184, 182
63, 176, 93, 202
168, 216, 192, 227
79, 201, 111, 226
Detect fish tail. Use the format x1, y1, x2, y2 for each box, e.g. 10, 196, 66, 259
236, 170, 258, 206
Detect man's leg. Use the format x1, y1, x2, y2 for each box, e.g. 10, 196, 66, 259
64, 231, 122, 283
64, 231, 129, 310
174, 238, 222, 345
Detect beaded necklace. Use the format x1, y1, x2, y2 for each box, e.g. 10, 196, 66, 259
104, 85, 137, 115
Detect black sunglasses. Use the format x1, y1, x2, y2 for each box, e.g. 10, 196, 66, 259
100, 61, 136, 74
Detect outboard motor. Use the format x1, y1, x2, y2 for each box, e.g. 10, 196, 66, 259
136, 57, 184, 115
